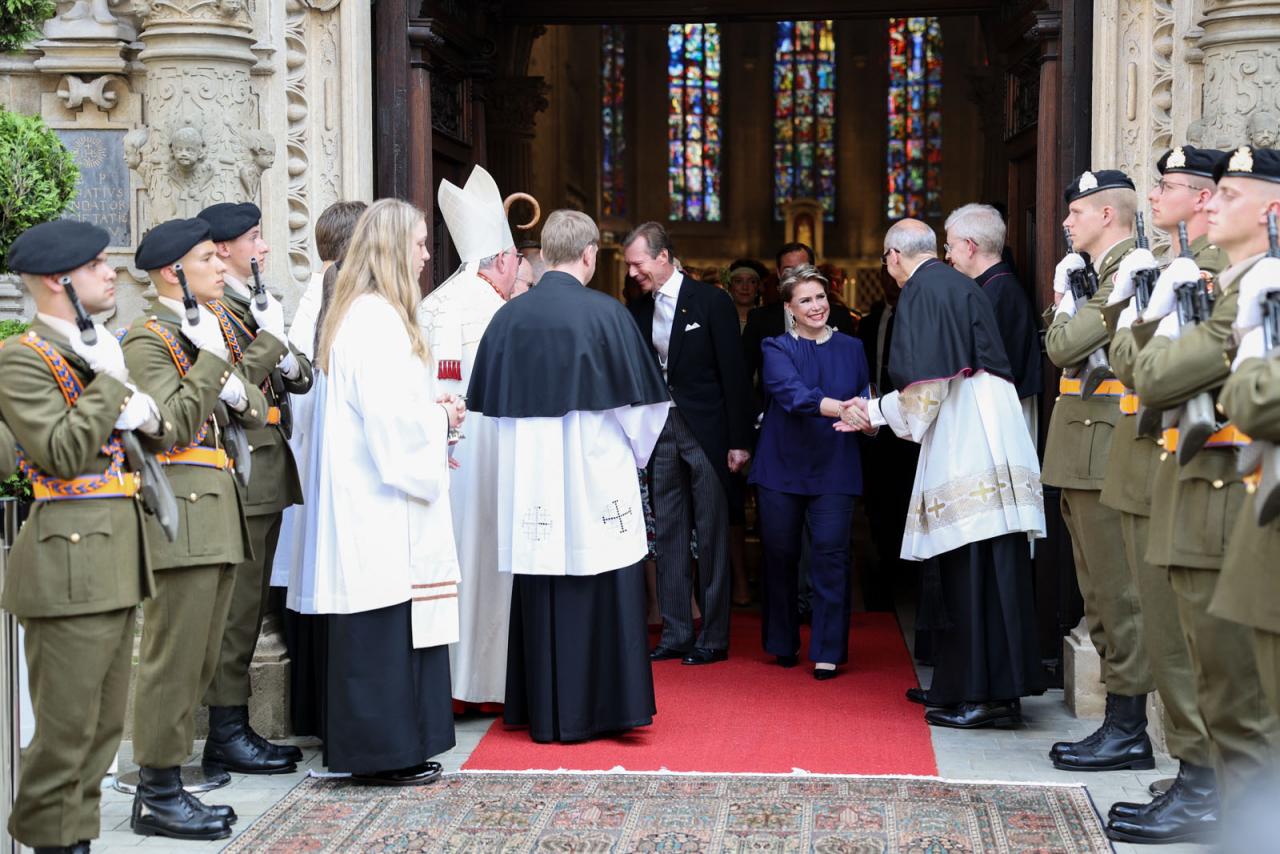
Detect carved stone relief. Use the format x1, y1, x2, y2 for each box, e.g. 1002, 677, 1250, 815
1189, 0, 1280, 149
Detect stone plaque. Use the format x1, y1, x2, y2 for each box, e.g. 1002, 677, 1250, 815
56, 129, 131, 247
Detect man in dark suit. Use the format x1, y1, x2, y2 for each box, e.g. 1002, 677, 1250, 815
742, 242, 856, 394
626, 222, 752, 665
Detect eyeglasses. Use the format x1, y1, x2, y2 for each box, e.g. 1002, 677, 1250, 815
880, 248, 898, 264
1152, 179, 1201, 195
942, 237, 973, 256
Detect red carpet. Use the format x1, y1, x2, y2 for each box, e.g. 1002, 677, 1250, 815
463, 611, 937, 775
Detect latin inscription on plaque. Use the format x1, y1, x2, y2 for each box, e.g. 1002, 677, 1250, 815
56, 130, 131, 247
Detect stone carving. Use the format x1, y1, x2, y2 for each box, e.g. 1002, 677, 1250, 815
239, 128, 275, 200
44, 0, 136, 41
1248, 109, 1279, 148
56, 73, 125, 111
1190, 1, 1280, 149
283, 0, 313, 284
135, 0, 251, 26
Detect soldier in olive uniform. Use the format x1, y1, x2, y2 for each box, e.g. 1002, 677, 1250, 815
1043, 170, 1156, 771
1213, 335, 1280, 715
121, 218, 273, 840
1130, 145, 1280, 805
1206, 145, 1280, 718
0, 220, 164, 853
1099, 146, 1230, 843
194, 202, 311, 774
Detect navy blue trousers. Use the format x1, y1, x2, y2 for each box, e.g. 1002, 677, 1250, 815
757, 487, 855, 665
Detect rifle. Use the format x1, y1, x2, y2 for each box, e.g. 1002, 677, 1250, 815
1063, 228, 1117, 398
249, 257, 292, 439
1132, 213, 1164, 437
60, 276, 179, 542
174, 264, 253, 487
1241, 211, 1280, 524
1168, 222, 1218, 464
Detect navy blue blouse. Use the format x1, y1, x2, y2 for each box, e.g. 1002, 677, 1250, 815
748, 331, 870, 496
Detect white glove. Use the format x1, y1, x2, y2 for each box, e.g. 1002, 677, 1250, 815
1234, 256, 1280, 331
70, 324, 129, 384
180, 306, 229, 361
1143, 257, 1201, 322
1233, 326, 1265, 371
115, 390, 160, 434
1057, 291, 1077, 317
219, 372, 248, 411
1110, 248, 1158, 306
1117, 302, 1137, 330
277, 350, 301, 379
1154, 312, 1181, 340
249, 290, 287, 343
1053, 253, 1086, 295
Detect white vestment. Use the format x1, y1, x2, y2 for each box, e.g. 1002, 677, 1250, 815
494, 403, 671, 576
870, 371, 1045, 561
287, 293, 460, 650
270, 269, 325, 588
416, 269, 509, 703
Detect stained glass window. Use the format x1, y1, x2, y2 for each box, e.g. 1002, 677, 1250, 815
667, 23, 722, 222
886, 17, 942, 219
773, 20, 836, 221
601, 25, 627, 219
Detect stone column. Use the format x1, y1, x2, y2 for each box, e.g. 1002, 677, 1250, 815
485, 76, 549, 201
128, 0, 275, 234
1188, 0, 1280, 149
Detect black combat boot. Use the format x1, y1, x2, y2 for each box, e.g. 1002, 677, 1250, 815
180, 787, 238, 825
34, 844, 90, 854
1108, 760, 1192, 820
1049, 692, 1114, 760
1053, 693, 1154, 771
130, 766, 231, 840
202, 705, 298, 774
1106, 762, 1219, 844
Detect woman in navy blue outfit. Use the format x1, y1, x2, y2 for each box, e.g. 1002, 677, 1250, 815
749, 265, 874, 680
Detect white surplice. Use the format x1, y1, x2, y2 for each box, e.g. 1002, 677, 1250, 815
494, 402, 671, 576
416, 268, 509, 702
270, 269, 325, 588
288, 293, 460, 650
870, 371, 1045, 561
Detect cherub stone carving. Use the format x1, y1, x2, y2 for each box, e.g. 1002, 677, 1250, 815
238, 129, 276, 201
1247, 111, 1279, 149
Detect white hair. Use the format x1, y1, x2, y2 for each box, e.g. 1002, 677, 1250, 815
944, 204, 1006, 255
884, 220, 938, 257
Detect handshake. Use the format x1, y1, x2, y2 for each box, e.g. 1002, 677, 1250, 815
832, 397, 875, 434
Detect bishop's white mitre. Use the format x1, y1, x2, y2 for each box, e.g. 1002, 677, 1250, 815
438, 165, 515, 262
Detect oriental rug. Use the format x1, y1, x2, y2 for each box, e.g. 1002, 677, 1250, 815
223, 771, 1113, 853
464, 612, 938, 775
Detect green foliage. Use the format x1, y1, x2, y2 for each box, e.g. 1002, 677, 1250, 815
0, 107, 79, 272
0, 318, 32, 499
0, 0, 55, 53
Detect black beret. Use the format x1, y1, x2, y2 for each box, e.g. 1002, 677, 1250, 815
1157, 145, 1225, 179
197, 202, 261, 242
1213, 145, 1280, 184
1063, 169, 1135, 204
134, 218, 212, 271
6, 219, 110, 275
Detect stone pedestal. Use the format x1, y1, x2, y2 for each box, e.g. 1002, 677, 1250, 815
1063, 617, 1106, 719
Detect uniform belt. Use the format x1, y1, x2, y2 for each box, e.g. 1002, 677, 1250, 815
266, 405, 281, 426
1119, 392, 1139, 415
1162, 425, 1252, 453
1059, 377, 1126, 397
157, 446, 233, 470
33, 472, 140, 501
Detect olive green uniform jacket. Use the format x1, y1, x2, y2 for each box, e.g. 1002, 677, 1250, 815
0, 320, 155, 617
0, 419, 16, 481
1132, 255, 1260, 569
1043, 238, 1135, 489
1211, 355, 1280, 633
213, 288, 310, 516
121, 301, 269, 569
1101, 236, 1230, 516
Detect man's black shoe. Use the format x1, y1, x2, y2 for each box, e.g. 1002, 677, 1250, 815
681, 647, 728, 665
352, 761, 442, 787
1053, 693, 1154, 771
925, 701, 1022, 729
905, 687, 954, 709
649, 645, 690, 661
130, 766, 231, 841
1106, 762, 1218, 844
202, 705, 297, 774
775, 654, 798, 668
35, 845, 90, 854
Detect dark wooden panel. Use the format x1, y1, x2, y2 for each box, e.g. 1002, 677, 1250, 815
501, 0, 1000, 24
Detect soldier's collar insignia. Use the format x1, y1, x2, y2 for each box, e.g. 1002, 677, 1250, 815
1229, 146, 1254, 173
1078, 171, 1098, 192
1167, 147, 1187, 169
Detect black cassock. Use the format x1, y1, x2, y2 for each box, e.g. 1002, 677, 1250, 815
469, 271, 670, 743
892, 260, 1043, 705
974, 261, 1043, 400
